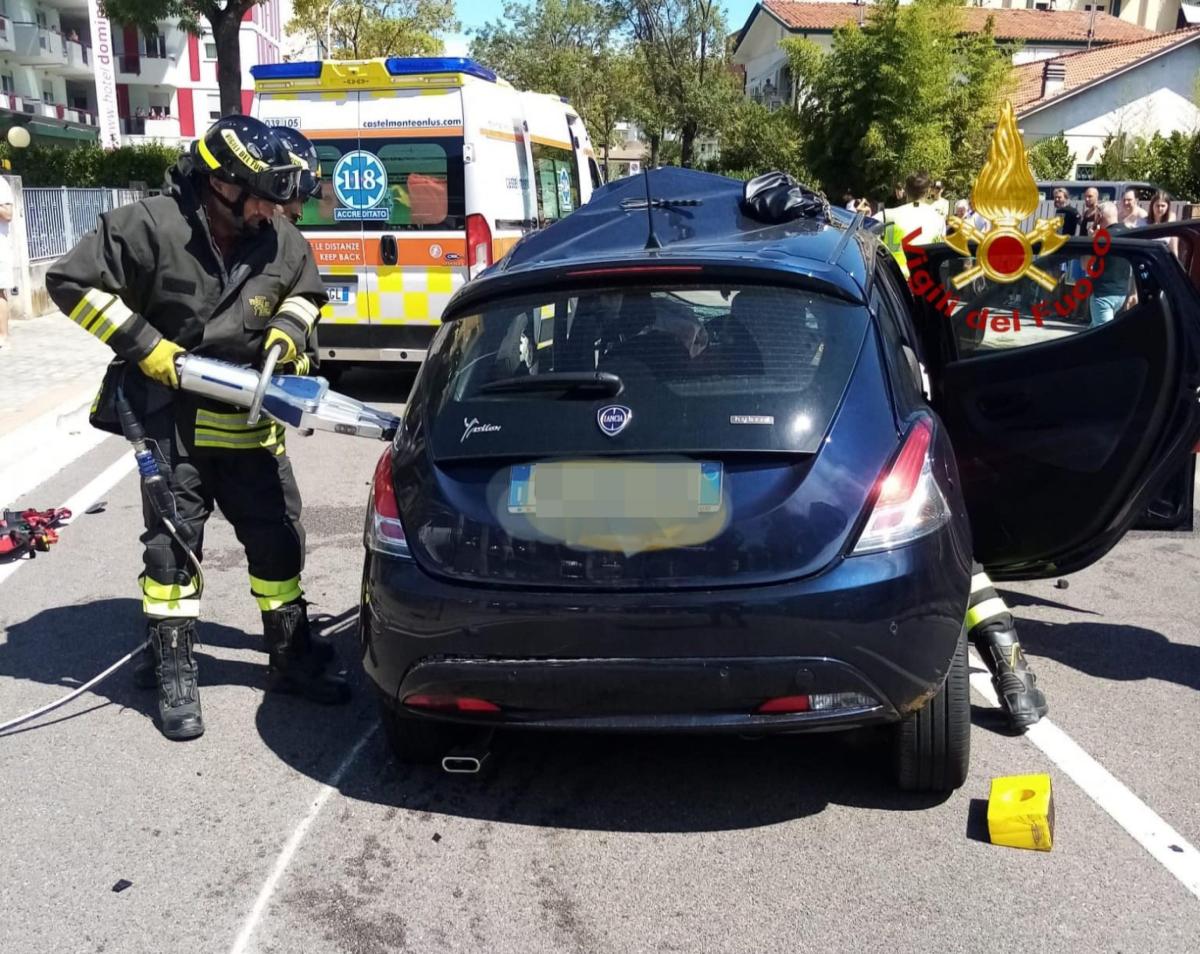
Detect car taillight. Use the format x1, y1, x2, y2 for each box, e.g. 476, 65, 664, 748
851, 416, 949, 554
364, 449, 411, 558
466, 213, 492, 279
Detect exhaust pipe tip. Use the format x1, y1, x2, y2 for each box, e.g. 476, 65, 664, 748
442, 751, 489, 774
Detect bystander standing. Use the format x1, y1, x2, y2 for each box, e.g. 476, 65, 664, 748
1148, 190, 1178, 257
1051, 187, 1079, 236
1078, 186, 1101, 236
1091, 202, 1133, 327
1120, 188, 1148, 229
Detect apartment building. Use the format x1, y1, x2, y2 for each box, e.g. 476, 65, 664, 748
0, 0, 99, 143
0, 0, 283, 147
113, 4, 283, 145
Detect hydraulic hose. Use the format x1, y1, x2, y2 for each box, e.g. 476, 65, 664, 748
0, 364, 206, 737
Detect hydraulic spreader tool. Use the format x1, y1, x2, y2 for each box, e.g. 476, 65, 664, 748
176, 342, 402, 441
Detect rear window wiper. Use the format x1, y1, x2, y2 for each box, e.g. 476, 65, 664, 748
477, 371, 624, 397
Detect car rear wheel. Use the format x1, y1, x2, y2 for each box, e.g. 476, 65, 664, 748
378, 694, 469, 764
893, 627, 970, 792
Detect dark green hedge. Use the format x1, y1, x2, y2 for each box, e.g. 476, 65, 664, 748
0, 142, 182, 188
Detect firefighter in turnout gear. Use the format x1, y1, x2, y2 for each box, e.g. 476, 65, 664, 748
46, 116, 351, 741
967, 563, 1048, 731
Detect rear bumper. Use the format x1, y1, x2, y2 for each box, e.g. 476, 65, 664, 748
318, 323, 437, 363
361, 526, 973, 733
390, 655, 895, 732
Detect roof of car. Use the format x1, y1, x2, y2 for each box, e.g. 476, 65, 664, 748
448, 168, 873, 317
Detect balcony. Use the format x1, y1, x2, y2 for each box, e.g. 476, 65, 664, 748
0, 16, 15, 53
0, 92, 25, 114
12, 23, 67, 67
121, 115, 180, 140
49, 38, 93, 78
116, 51, 177, 86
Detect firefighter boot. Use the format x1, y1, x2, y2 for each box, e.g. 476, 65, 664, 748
263, 600, 351, 704
132, 644, 156, 689
149, 618, 204, 741
973, 625, 1048, 732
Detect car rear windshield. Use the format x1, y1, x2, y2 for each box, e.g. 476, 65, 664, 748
423, 283, 869, 461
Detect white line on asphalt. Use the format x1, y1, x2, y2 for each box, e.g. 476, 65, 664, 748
0, 451, 136, 588
228, 722, 379, 954
969, 651, 1200, 900
0, 392, 111, 508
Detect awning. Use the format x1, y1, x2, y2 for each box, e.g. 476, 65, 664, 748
24, 119, 99, 143
0, 110, 100, 143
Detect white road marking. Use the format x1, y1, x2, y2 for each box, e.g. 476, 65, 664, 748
969, 650, 1200, 899
0, 393, 110, 508
0, 451, 136, 588
228, 722, 378, 954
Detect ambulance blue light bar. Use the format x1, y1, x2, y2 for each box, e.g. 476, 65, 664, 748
251, 62, 323, 80
384, 57, 497, 83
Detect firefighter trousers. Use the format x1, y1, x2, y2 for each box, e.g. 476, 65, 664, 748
137, 404, 304, 619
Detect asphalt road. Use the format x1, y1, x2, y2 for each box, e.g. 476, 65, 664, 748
1, 367, 1198, 954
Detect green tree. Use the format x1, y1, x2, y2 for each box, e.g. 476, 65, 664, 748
470, 0, 627, 159
706, 98, 810, 183
1094, 130, 1138, 180
1139, 131, 1200, 200
1026, 132, 1076, 180
785, 0, 1012, 200
614, 0, 740, 168
101, 0, 257, 117
287, 0, 457, 59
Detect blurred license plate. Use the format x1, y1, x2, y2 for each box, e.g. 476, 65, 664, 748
507, 461, 722, 517
325, 285, 351, 304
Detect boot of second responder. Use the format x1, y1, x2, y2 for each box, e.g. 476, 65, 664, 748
263, 599, 351, 704
968, 567, 1048, 731
149, 617, 204, 740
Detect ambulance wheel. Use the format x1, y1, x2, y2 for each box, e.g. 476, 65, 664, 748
378, 693, 469, 764
893, 627, 970, 792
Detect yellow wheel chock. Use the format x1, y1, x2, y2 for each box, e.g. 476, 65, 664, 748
987, 774, 1054, 851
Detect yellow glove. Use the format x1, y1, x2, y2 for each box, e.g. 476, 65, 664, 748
137, 339, 184, 389
264, 327, 299, 366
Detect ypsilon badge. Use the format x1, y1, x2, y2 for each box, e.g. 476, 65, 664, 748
461, 417, 501, 443
597, 405, 632, 437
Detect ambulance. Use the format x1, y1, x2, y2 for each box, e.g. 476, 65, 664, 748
249, 57, 600, 370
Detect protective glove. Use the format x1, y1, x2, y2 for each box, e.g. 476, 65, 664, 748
137, 339, 184, 389
263, 327, 299, 367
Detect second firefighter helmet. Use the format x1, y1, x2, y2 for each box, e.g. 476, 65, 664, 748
271, 126, 322, 201
194, 116, 301, 203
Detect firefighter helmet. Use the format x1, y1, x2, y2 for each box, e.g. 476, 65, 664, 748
194, 116, 301, 203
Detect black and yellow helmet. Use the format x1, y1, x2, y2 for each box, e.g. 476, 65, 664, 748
271, 126, 322, 201
194, 116, 301, 203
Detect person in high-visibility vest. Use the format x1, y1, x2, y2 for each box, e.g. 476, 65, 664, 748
881, 172, 946, 277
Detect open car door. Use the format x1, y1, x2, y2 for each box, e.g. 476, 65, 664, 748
911, 230, 1200, 581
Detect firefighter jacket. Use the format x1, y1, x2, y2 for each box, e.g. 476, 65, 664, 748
46, 161, 328, 453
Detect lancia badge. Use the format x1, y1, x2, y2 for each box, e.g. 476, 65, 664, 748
597, 404, 632, 437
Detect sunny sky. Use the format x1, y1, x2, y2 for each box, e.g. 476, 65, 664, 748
444, 0, 761, 56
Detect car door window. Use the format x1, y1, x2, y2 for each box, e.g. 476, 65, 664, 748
870, 268, 925, 412
932, 244, 1146, 358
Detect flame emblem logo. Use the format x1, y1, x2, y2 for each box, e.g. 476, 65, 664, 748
944, 101, 1069, 292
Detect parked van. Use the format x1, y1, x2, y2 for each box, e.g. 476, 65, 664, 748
250, 57, 599, 369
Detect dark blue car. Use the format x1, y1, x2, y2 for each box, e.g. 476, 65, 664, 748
359, 169, 1200, 790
